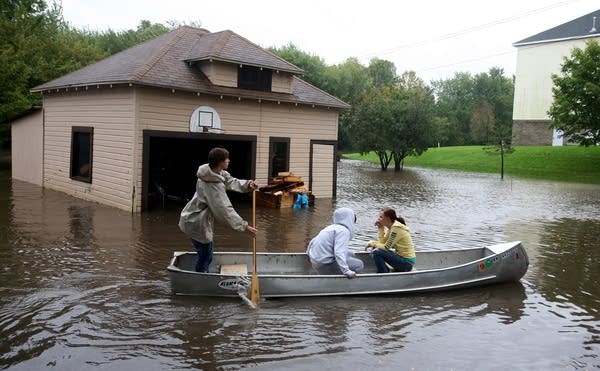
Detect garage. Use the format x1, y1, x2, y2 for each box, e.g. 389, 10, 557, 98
142, 130, 256, 210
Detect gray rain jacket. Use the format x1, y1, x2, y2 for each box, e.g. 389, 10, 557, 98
306, 207, 356, 276
178, 163, 252, 243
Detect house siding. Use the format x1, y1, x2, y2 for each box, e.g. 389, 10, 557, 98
271, 72, 292, 94
42, 87, 135, 211
11, 109, 43, 185
199, 61, 237, 87
512, 37, 598, 145
133, 87, 337, 211
311, 143, 335, 198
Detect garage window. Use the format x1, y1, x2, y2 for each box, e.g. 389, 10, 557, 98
70, 127, 93, 183
238, 65, 272, 92
269, 137, 289, 179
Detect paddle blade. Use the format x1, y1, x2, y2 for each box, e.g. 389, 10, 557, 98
250, 271, 260, 305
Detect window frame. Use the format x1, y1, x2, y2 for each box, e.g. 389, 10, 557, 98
268, 137, 290, 180
70, 126, 94, 183
237, 65, 272, 92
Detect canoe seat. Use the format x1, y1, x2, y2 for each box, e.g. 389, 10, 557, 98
220, 264, 248, 275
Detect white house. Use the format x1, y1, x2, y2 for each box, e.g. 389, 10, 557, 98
512, 9, 599, 145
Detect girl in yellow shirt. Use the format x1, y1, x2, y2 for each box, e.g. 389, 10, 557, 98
366, 207, 416, 273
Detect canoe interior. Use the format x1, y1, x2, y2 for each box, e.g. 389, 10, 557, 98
171, 246, 498, 275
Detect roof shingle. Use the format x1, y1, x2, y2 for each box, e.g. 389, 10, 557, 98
514, 9, 600, 46
32, 27, 349, 109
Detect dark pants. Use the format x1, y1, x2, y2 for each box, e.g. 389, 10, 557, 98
191, 239, 213, 273
371, 249, 414, 273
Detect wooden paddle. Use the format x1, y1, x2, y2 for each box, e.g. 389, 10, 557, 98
250, 190, 260, 306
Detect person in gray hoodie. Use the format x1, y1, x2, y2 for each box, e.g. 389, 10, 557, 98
178, 147, 258, 272
306, 207, 364, 279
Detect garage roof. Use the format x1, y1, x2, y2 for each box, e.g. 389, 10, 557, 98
32, 27, 350, 109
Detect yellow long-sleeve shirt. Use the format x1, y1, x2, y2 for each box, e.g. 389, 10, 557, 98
367, 221, 416, 259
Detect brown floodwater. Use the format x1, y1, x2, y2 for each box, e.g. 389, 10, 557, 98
1, 159, 599, 370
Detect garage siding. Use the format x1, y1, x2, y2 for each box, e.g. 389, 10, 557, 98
43, 87, 135, 211
310, 144, 335, 198
11, 109, 43, 186
133, 87, 338, 211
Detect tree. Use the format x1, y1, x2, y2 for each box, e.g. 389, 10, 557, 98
350, 89, 394, 170
548, 39, 600, 146
367, 58, 396, 88
0, 0, 104, 147
432, 72, 475, 145
389, 72, 435, 170
350, 72, 435, 171
472, 68, 514, 144
268, 43, 328, 89
470, 101, 494, 144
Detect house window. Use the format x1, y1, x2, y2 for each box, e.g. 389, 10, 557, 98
70, 127, 93, 183
238, 65, 272, 92
269, 137, 290, 179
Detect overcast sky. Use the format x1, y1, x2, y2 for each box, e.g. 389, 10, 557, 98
60, 0, 598, 83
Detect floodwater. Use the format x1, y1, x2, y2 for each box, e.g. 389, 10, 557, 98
1, 159, 599, 370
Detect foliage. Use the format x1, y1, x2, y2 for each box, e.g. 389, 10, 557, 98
432, 68, 514, 147
268, 43, 329, 88
367, 58, 396, 88
350, 72, 435, 171
432, 72, 475, 145
84, 20, 173, 55
548, 39, 600, 146
0, 0, 174, 148
0, 0, 104, 147
344, 145, 600, 184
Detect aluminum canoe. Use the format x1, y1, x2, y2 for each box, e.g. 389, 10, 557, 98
167, 241, 529, 298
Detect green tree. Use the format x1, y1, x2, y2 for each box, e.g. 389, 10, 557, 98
470, 101, 494, 144
0, 0, 104, 147
324, 58, 372, 150
548, 39, 600, 146
268, 43, 328, 88
351, 72, 435, 171
367, 57, 396, 89
432, 72, 475, 145
472, 68, 514, 144
350, 89, 394, 170
390, 72, 435, 170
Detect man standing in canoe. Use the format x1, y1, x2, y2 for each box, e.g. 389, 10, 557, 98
178, 147, 258, 272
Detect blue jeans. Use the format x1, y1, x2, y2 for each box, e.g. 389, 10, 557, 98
191, 239, 213, 272
371, 249, 414, 273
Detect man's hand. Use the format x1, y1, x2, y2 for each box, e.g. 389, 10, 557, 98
249, 180, 259, 191
246, 225, 257, 236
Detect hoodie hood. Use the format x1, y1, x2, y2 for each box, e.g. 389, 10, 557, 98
332, 207, 355, 239
196, 163, 224, 183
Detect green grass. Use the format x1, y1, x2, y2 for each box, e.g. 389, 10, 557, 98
343, 146, 600, 184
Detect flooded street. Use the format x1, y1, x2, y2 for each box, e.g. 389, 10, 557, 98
1, 159, 599, 370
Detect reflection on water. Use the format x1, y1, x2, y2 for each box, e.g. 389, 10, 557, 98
1, 160, 599, 369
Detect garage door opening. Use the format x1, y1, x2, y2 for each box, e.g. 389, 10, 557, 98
142, 130, 256, 211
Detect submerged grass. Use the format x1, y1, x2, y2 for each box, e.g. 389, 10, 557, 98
343, 146, 600, 184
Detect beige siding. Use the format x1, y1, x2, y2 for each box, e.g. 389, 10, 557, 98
513, 37, 598, 121
43, 87, 135, 211
271, 72, 292, 94
11, 110, 43, 185
133, 87, 338, 211
199, 60, 237, 87
310, 144, 335, 198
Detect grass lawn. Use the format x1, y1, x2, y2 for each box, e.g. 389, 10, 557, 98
343, 146, 600, 184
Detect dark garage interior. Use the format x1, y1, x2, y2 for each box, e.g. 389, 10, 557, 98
143, 131, 255, 211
